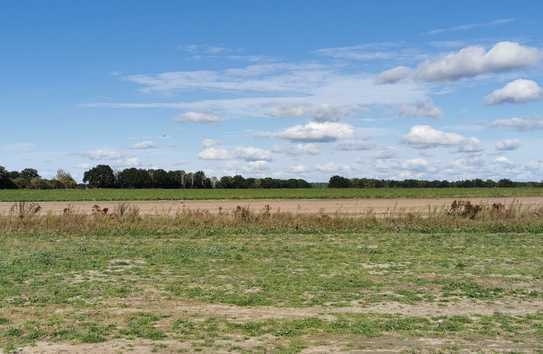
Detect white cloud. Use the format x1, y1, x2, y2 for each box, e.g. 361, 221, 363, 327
176, 111, 222, 123
0, 142, 35, 153
198, 145, 272, 162
288, 164, 308, 173
402, 158, 430, 172
426, 18, 515, 35
491, 117, 543, 131
198, 147, 230, 160
273, 143, 321, 156
415, 42, 542, 82
79, 149, 143, 169
456, 138, 484, 154
81, 149, 125, 160
399, 100, 442, 119
241, 160, 269, 173
268, 103, 355, 122
375, 66, 412, 84
496, 139, 521, 151
132, 140, 156, 150
485, 79, 543, 104
495, 155, 514, 166
316, 162, 345, 173
404, 125, 477, 149
233, 146, 273, 161
202, 138, 219, 148
336, 141, 376, 151
276, 122, 354, 143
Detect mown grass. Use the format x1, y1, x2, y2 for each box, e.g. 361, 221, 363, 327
0, 206, 543, 352
1, 209, 543, 351
2, 187, 543, 202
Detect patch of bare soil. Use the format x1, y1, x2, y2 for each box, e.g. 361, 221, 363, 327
17, 339, 190, 354
1, 197, 542, 216
17, 335, 539, 354
109, 297, 543, 320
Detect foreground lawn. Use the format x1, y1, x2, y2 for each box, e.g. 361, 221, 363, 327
1, 187, 543, 202
1, 217, 543, 352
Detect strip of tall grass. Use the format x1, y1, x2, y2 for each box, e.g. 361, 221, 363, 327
2, 201, 543, 235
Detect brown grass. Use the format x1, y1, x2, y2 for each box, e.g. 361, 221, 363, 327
1, 200, 543, 234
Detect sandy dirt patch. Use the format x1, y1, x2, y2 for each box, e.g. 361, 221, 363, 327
1, 197, 542, 216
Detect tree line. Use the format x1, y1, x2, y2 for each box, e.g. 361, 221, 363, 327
2, 164, 541, 190
0, 165, 311, 189
83, 165, 312, 189
328, 176, 543, 188
0, 166, 77, 189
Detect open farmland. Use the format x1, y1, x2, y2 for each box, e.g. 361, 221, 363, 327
2, 187, 543, 202
1, 205, 543, 352
2, 197, 543, 217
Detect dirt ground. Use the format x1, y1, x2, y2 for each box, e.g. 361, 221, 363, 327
1, 197, 542, 216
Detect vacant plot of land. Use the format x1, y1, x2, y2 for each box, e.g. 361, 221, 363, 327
2, 187, 543, 202
1, 196, 543, 216
1, 211, 543, 352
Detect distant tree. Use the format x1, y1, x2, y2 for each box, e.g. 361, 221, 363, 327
150, 169, 171, 188
192, 171, 206, 188
83, 165, 116, 188
328, 175, 352, 188
20, 168, 40, 180
218, 176, 232, 188
497, 178, 514, 188
232, 175, 246, 188
55, 169, 77, 188
0, 166, 17, 189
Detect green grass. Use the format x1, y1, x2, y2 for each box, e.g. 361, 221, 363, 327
1, 187, 543, 202
1, 217, 543, 351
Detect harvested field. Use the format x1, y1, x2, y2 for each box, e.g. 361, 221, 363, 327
1, 196, 543, 216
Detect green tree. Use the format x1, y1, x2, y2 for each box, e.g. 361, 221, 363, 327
328, 175, 352, 188
55, 169, 77, 188
83, 165, 116, 188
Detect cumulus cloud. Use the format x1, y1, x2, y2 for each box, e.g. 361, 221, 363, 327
375, 66, 412, 84
316, 162, 346, 173
288, 164, 308, 173
240, 160, 269, 173
404, 125, 477, 149
79, 149, 143, 169
132, 141, 156, 150
496, 139, 521, 151
273, 143, 321, 156
198, 144, 272, 162
485, 79, 543, 104
268, 103, 355, 122
81, 149, 126, 160
276, 122, 354, 143
402, 158, 431, 172
336, 141, 376, 151
491, 117, 543, 131
198, 147, 230, 160
176, 111, 222, 123
399, 100, 442, 119
233, 146, 273, 161
456, 138, 484, 154
415, 42, 542, 82
202, 138, 219, 148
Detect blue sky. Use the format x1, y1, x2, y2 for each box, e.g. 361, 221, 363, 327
2, 1, 543, 181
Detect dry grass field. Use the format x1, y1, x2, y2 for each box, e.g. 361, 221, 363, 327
1, 200, 543, 352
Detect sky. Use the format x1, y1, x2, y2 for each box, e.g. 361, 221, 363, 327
1, 1, 543, 182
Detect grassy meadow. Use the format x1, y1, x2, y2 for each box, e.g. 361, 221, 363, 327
1, 205, 543, 352
1, 187, 543, 202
